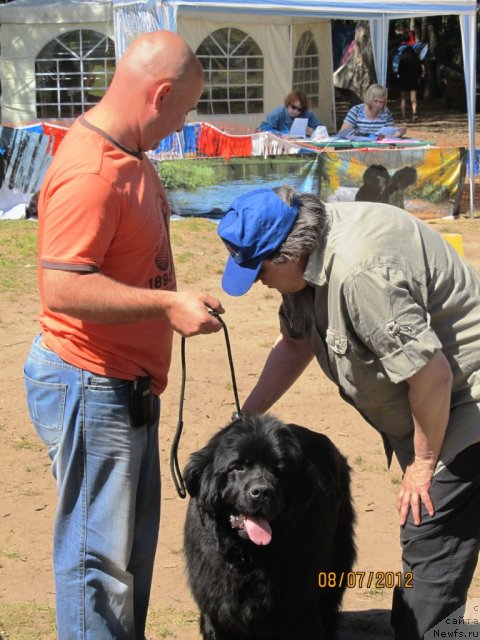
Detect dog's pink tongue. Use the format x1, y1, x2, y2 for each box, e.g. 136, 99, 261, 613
244, 515, 272, 545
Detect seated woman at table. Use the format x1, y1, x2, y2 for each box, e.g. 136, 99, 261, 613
338, 84, 406, 138
258, 89, 321, 135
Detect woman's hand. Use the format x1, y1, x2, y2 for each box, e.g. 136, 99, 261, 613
397, 456, 435, 526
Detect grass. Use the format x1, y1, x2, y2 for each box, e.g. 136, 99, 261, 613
10, 435, 42, 452
0, 547, 21, 560
146, 606, 199, 638
0, 216, 224, 295
0, 220, 38, 296
170, 218, 224, 285
0, 602, 199, 640
0, 602, 56, 639
429, 215, 480, 234
2, 211, 478, 298
362, 587, 386, 600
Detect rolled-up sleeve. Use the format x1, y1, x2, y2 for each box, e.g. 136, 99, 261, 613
345, 267, 442, 383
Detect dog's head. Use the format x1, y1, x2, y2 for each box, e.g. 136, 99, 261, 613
184, 414, 314, 546
362, 164, 390, 191
389, 166, 417, 190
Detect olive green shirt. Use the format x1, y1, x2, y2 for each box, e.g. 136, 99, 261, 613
280, 202, 480, 471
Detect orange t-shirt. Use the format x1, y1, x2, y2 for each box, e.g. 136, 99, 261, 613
39, 117, 176, 394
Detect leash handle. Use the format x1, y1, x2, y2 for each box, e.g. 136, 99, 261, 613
170, 312, 242, 499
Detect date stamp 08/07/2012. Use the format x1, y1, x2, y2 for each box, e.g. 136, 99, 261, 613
318, 571, 413, 590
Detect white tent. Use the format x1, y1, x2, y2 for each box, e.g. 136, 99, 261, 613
145, 0, 477, 212
0, 0, 477, 209
0, 0, 335, 128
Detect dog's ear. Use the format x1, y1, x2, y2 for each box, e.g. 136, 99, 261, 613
183, 445, 214, 498
390, 166, 417, 189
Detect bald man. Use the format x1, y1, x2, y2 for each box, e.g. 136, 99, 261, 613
24, 31, 223, 639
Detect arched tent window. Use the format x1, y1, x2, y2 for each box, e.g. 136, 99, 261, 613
293, 31, 319, 109
196, 28, 263, 115
35, 30, 116, 119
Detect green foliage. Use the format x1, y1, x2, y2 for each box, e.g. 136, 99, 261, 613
158, 160, 217, 191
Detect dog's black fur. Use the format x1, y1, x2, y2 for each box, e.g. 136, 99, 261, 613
355, 163, 418, 208
183, 414, 356, 640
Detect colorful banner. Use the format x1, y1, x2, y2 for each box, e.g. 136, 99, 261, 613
160, 146, 465, 219
159, 156, 319, 219
318, 146, 465, 217
0, 126, 53, 219
0, 118, 465, 221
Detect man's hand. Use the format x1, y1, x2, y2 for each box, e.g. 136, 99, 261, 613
165, 292, 224, 337
397, 456, 435, 526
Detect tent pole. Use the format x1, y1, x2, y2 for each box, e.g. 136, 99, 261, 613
460, 13, 477, 218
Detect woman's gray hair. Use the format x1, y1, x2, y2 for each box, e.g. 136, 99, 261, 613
271, 184, 326, 263
364, 83, 388, 106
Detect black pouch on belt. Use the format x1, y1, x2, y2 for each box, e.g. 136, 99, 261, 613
129, 376, 154, 428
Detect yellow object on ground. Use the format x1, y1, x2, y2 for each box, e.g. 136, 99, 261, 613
441, 233, 464, 255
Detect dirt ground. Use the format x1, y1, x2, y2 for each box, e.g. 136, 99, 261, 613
0, 104, 479, 639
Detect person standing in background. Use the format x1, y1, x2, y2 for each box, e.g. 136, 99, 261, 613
397, 46, 424, 122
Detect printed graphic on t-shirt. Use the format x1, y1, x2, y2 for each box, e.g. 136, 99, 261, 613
149, 192, 175, 290
155, 252, 170, 271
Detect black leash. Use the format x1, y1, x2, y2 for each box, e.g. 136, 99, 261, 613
170, 311, 242, 499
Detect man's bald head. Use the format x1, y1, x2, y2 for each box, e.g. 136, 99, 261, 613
115, 30, 202, 88
89, 30, 204, 151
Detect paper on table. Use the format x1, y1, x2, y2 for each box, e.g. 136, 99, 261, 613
288, 117, 308, 138
376, 126, 403, 137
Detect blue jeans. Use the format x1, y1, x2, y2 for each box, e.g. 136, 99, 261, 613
24, 334, 161, 639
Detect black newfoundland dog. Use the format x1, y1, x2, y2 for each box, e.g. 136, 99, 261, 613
183, 414, 356, 640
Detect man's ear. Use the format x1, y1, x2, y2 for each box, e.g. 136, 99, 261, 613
152, 81, 172, 111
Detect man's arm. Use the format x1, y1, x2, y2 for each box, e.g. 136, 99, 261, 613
241, 332, 315, 414
397, 350, 453, 526
42, 268, 223, 337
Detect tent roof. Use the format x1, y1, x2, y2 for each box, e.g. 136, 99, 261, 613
0, 0, 476, 23
168, 0, 478, 20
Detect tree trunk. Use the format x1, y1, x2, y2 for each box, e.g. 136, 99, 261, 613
333, 20, 376, 101
423, 16, 442, 99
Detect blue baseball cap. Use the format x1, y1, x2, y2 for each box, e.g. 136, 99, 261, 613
218, 188, 299, 296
